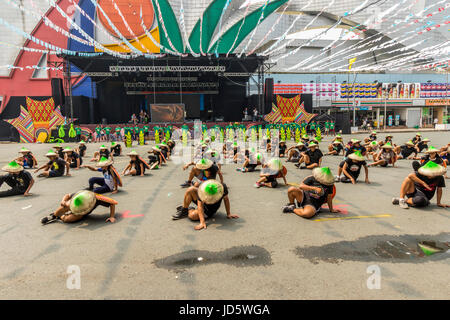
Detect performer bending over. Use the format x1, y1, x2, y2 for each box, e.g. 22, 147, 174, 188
255, 158, 287, 188
40, 190, 117, 224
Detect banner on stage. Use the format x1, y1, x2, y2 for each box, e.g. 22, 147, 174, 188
110, 66, 226, 72
150, 104, 185, 123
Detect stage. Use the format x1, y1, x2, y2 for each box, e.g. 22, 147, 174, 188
61, 54, 268, 125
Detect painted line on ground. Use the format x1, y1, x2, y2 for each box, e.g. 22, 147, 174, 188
313, 214, 392, 222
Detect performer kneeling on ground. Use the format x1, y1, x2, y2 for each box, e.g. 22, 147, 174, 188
40, 190, 117, 224
0, 160, 34, 197
366, 141, 379, 159
15, 147, 37, 168
282, 167, 340, 218
76, 140, 87, 158
295, 142, 323, 169
181, 158, 223, 187
416, 138, 430, 153
63, 147, 82, 169
336, 151, 370, 184
392, 161, 448, 209
172, 179, 238, 230
368, 143, 397, 167
255, 158, 287, 188
122, 150, 149, 176
83, 157, 121, 194
395, 141, 418, 160
35, 150, 70, 177
110, 141, 122, 157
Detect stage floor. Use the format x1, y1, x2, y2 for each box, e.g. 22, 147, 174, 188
0, 131, 449, 299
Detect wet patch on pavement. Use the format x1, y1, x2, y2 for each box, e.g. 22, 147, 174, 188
295, 233, 450, 264
154, 245, 272, 271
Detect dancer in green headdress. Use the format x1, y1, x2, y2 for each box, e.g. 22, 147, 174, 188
0, 160, 34, 197
283, 167, 340, 218
392, 161, 448, 209
172, 179, 238, 230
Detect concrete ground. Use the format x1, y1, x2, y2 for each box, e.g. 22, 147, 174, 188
0, 131, 449, 300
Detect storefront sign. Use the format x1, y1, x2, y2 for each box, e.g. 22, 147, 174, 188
425, 99, 450, 106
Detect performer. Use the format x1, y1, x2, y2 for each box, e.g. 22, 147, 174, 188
158, 142, 170, 161
337, 151, 370, 184
40, 190, 117, 224
411, 132, 422, 145
295, 142, 323, 169
91, 145, 112, 162
279, 140, 287, 157
282, 167, 340, 218
110, 141, 122, 157
0, 160, 34, 197
368, 143, 397, 167
181, 158, 223, 187
35, 150, 70, 177
236, 152, 263, 173
364, 131, 377, 144
172, 179, 238, 230
53, 144, 64, 159
255, 158, 287, 188
395, 141, 418, 160
286, 142, 307, 162
329, 121, 336, 135
416, 146, 444, 165
366, 141, 379, 159
76, 140, 87, 158
122, 150, 149, 176
147, 146, 165, 170
416, 138, 430, 153
63, 147, 82, 169
327, 140, 344, 156
392, 161, 448, 209
15, 147, 37, 169
82, 157, 121, 194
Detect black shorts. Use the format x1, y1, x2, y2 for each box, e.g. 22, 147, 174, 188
191, 200, 219, 218
246, 164, 257, 172
339, 160, 346, 168
296, 192, 320, 216
265, 175, 278, 188
406, 189, 430, 207
49, 170, 63, 178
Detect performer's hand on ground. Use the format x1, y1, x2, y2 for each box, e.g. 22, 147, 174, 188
351, 178, 356, 184
437, 203, 449, 208
66, 173, 71, 176
330, 208, 340, 213
106, 217, 116, 223
112, 190, 118, 194
227, 214, 239, 219
365, 179, 370, 184
195, 222, 207, 231
23, 192, 32, 197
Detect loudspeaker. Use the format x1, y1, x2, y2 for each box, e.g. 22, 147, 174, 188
301, 94, 313, 113
51, 78, 65, 107
264, 78, 274, 112
335, 112, 351, 134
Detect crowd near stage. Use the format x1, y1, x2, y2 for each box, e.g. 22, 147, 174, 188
62, 53, 268, 125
